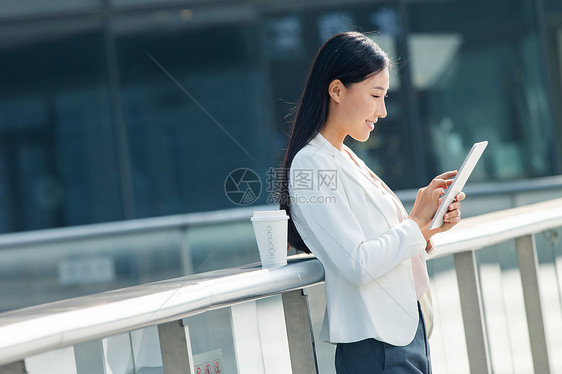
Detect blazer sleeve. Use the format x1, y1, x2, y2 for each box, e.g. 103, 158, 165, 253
289, 152, 426, 286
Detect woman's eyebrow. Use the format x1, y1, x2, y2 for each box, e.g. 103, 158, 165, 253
371, 86, 388, 91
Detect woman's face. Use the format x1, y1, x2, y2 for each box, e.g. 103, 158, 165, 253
333, 68, 389, 142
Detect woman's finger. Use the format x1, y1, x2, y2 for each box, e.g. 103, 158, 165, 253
456, 192, 466, 201
429, 178, 448, 189
440, 206, 463, 232
444, 209, 461, 221
435, 170, 458, 180
448, 201, 461, 211
432, 188, 445, 201
429, 179, 454, 193
444, 217, 461, 226
450, 215, 461, 224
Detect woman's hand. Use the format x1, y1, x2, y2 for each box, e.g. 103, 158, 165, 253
419, 191, 466, 252
408, 171, 464, 241
437, 192, 465, 232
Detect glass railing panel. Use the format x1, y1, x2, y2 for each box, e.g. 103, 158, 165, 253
304, 283, 335, 374
186, 220, 259, 274
25, 347, 77, 374
74, 340, 106, 374
130, 326, 163, 374
183, 295, 294, 374
252, 295, 292, 373
0, 229, 185, 312
0, 219, 261, 312
426, 254, 469, 374
183, 307, 237, 374
103, 332, 136, 373
476, 240, 533, 374
71, 327, 164, 374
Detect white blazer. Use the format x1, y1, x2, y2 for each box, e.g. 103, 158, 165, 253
289, 132, 428, 346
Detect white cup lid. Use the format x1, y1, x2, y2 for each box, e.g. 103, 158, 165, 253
251, 209, 289, 221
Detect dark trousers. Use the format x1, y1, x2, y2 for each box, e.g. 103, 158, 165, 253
335, 302, 432, 373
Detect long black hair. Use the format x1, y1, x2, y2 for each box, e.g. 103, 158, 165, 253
278, 31, 391, 254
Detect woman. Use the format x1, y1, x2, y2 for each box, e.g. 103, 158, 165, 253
278, 32, 465, 373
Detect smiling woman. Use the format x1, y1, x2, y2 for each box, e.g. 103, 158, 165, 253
277, 31, 466, 373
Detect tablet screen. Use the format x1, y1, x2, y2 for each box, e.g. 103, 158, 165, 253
429, 141, 488, 230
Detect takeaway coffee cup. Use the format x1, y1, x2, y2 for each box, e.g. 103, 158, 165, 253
251, 210, 289, 269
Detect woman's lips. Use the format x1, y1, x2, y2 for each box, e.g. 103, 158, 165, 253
366, 120, 375, 130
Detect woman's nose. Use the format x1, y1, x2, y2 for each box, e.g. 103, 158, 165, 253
378, 101, 387, 119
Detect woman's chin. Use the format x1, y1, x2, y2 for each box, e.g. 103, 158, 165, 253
352, 133, 371, 142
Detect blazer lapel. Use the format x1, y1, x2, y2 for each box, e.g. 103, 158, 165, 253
337, 154, 401, 228
306, 133, 401, 228
363, 164, 410, 220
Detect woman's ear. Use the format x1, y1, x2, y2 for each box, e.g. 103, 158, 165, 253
328, 79, 344, 103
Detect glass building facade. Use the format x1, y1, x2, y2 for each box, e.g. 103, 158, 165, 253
0, 0, 560, 234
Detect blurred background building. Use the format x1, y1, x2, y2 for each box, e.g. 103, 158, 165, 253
1, 0, 561, 233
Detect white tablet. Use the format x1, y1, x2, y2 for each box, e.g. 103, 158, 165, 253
429, 141, 488, 230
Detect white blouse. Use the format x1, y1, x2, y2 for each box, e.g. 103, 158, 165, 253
341, 147, 429, 300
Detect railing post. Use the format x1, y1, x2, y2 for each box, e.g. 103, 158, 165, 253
516, 234, 551, 374
0, 361, 26, 374
454, 251, 492, 374
282, 289, 318, 374
158, 320, 194, 374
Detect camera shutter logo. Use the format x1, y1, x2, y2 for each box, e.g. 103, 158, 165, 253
224, 168, 261, 205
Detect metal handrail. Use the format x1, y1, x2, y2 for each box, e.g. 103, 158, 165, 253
430, 197, 562, 257
0, 198, 560, 368
0, 205, 258, 249
0, 175, 560, 249
0, 255, 323, 366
